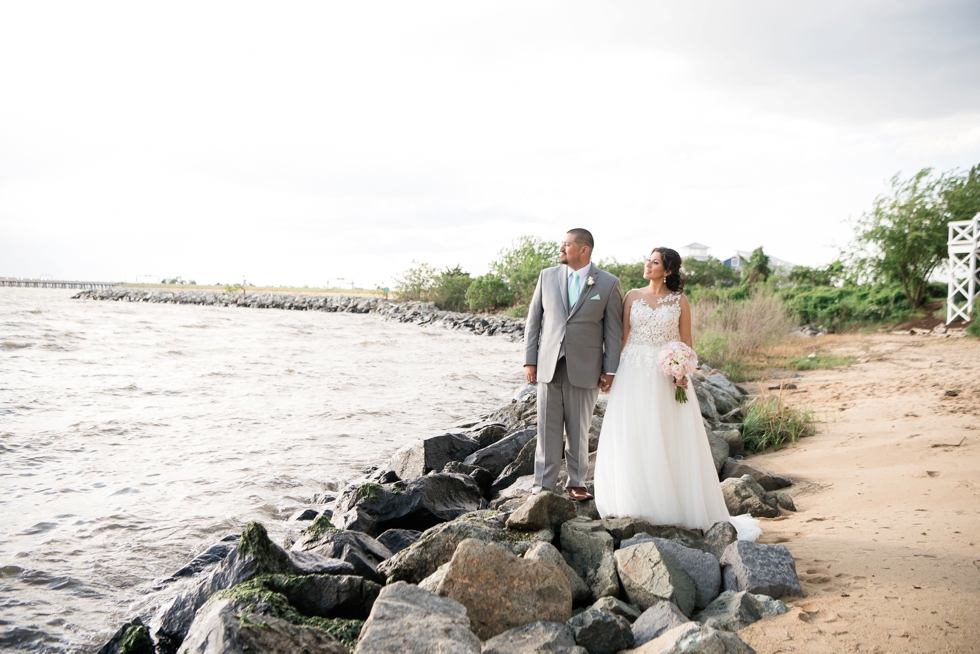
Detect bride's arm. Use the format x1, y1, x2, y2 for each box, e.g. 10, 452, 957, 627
678, 294, 693, 348
620, 290, 635, 351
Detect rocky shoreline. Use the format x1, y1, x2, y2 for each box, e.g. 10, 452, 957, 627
72, 289, 526, 340
98, 368, 803, 654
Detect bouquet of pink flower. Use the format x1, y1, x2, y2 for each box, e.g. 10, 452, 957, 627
658, 341, 699, 403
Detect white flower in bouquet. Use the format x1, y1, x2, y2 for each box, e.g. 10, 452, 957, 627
657, 341, 699, 403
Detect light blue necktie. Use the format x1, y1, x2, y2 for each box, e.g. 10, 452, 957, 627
569, 271, 581, 307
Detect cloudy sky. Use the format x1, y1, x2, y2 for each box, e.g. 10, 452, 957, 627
2, 1, 979, 288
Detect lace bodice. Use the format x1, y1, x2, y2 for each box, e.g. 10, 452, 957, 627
620, 294, 681, 368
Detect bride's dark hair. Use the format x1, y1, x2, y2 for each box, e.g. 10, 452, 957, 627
651, 247, 685, 293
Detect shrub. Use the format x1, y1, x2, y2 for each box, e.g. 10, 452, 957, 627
779, 283, 913, 330
968, 305, 980, 338
393, 261, 438, 301
691, 288, 795, 379
489, 236, 559, 306
429, 266, 473, 312
741, 394, 816, 452
683, 256, 739, 288
597, 258, 646, 291
466, 274, 513, 311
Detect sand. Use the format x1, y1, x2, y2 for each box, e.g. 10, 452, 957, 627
736, 334, 980, 653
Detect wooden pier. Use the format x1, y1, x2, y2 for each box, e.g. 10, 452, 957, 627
0, 277, 116, 290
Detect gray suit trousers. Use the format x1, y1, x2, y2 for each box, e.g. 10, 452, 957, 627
534, 358, 599, 491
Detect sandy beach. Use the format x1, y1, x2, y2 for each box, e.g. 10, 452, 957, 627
737, 334, 980, 653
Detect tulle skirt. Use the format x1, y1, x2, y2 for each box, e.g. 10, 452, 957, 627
594, 345, 760, 541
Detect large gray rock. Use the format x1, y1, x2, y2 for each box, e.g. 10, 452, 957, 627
567, 609, 634, 654
294, 531, 393, 584
700, 522, 738, 560
179, 597, 349, 654
153, 522, 354, 653
720, 475, 780, 519
632, 601, 690, 648
97, 617, 153, 654
614, 541, 696, 616
720, 541, 803, 599
703, 383, 740, 417
481, 621, 586, 654
720, 461, 791, 491
560, 518, 619, 601
713, 430, 743, 457
387, 432, 482, 479
645, 538, 721, 610
330, 507, 378, 535
443, 461, 496, 498
703, 373, 743, 400
631, 622, 757, 653
465, 428, 538, 478
693, 380, 721, 425
491, 436, 537, 495
258, 574, 381, 620
333, 474, 485, 535
589, 596, 642, 623
355, 582, 480, 653
603, 518, 702, 550
375, 528, 420, 555
525, 541, 592, 606
696, 590, 787, 632
705, 431, 730, 474
773, 491, 796, 512
431, 539, 572, 640
377, 519, 503, 584
506, 491, 578, 532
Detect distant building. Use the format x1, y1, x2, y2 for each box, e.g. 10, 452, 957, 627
723, 251, 796, 271
679, 242, 711, 262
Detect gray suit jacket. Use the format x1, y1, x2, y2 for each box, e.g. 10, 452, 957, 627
524, 263, 624, 388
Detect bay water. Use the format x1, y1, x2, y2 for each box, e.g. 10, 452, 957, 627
0, 288, 522, 652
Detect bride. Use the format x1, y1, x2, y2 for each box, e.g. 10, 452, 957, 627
593, 247, 760, 541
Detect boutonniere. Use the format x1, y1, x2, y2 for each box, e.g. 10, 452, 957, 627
586, 276, 595, 288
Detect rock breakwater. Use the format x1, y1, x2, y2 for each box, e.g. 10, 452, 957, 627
98, 371, 801, 654
73, 289, 526, 340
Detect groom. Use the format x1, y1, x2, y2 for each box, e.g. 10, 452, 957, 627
524, 229, 623, 500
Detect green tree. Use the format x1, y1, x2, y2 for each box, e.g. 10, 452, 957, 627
465, 274, 513, 311
393, 261, 438, 301
597, 257, 646, 291
429, 266, 473, 312
741, 247, 771, 286
683, 256, 739, 288
489, 236, 559, 307
787, 261, 844, 287
849, 167, 978, 308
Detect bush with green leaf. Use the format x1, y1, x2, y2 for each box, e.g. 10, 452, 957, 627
465, 274, 513, 311
778, 283, 915, 330
489, 236, 559, 306
741, 394, 816, 452
596, 258, 646, 291
967, 305, 980, 338
429, 266, 473, 312
683, 256, 739, 288
393, 261, 438, 301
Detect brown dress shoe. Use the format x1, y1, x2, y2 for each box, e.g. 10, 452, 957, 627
567, 487, 594, 501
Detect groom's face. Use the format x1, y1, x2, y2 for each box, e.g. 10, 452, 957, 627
560, 234, 590, 269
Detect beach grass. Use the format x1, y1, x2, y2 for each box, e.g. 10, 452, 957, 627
741, 392, 816, 452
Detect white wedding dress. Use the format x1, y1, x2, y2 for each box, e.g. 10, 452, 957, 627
594, 293, 761, 541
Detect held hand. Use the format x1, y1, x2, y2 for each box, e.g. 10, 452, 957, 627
524, 365, 537, 384
674, 376, 689, 390
599, 373, 613, 393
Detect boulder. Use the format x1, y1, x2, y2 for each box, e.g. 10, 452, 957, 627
355, 582, 480, 653
470, 423, 510, 448
289, 508, 320, 521
703, 384, 740, 417
270, 574, 381, 620
629, 622, 756, 653
703, 373, 743, 400
705, 431, 730, 475
418, 561, 450, 593
631, 601, 690, 648
484, 401, 536, 432
387, 432, 482, 479
567, 609, 634, 654
696, 590, 787, 632
377, 519, 504, 584
560, 518, 620, 601
491, 436, 537, 495
719, 461, 791, 491
589, 596, 642, 623
333, 474, 485, 535
375, 529, 421, 555
481, 621, 586, 654
693, 381, 721, 425
720, 475, 780, 519
163, 535, 239, 584
294, 531, 393, 584
603, 518, 702, 550
431, 539, 573, 640
506, 491, 578, 533
614, 541, 696, 616
720, 541, 803, 599
97, 617, 153, 654
773, 492, 796, 512
713, 430, 743, 457
443, 461, 495, 498
153, 522, 355, 653
525, 541, 592, 606
643, 538, 721, 610
179, 597, 349, 654
464, 428, 537, 478
699, 522, 738, 560
331, 507, 379, 535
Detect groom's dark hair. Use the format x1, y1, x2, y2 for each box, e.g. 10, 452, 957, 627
567, 228, 594, 249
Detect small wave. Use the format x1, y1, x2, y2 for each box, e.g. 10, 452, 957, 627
167, 350, 183, 356
1, 342, 31, 350
20, 522, 58, 536
108, 487, 140, 496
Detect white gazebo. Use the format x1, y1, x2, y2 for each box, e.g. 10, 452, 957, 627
947, 214, 980, 324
